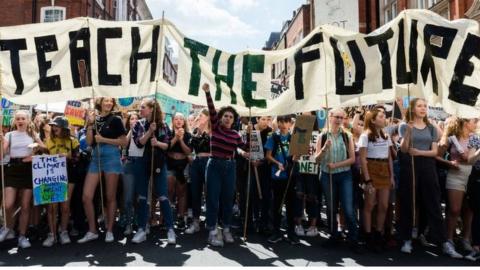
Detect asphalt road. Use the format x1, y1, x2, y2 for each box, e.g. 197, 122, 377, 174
0, 226, 477, 266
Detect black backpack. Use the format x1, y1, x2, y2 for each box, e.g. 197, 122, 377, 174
270, 132, 292, 170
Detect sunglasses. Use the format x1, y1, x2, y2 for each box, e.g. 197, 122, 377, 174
223, 114, 234, 119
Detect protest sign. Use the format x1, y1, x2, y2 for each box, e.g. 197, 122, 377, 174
64, 100, 86, 126
250, 130, 264, 161
298, 131, 320, 175
290, 115, 316, 156
32, 155, 68, 206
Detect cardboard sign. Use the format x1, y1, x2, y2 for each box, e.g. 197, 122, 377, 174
1, 98, 31, 126
250, 130, 264, 161
298, 131, 320, 175
290, 115, 316, 156
32, 155, 68, 206
64, 100, 86, 126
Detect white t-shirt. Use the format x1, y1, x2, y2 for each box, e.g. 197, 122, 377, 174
128, 136, 144, 157
358, 132, 392, 159
6, 131, 35, 158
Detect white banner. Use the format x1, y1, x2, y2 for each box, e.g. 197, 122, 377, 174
0, 10, 479, 117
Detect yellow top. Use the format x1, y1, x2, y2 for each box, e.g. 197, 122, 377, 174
45, 137, 80, 156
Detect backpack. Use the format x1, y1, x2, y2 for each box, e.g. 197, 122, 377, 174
272, 132, 292, 160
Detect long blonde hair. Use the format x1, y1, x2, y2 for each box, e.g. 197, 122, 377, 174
444, 117, 468, 139
12, 110, 37, 139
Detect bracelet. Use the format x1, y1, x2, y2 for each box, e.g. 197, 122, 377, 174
364, 179, 372, 184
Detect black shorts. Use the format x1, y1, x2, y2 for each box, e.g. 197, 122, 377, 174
5, 161, 33, 189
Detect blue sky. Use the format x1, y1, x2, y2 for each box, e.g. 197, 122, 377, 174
145, 0, 305, 53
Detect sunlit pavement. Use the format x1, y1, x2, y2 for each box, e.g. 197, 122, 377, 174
0, 228, 477, 266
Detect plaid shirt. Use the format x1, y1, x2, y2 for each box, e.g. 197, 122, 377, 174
468, 134, 480, 170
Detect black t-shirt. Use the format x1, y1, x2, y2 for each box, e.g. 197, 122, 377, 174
168, 130, 193, 154
93, 113, 127, 144
190, 128, 211, 154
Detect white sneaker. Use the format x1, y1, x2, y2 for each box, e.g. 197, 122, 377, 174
401, 240, 413, 254
124, 225, 133, 236
465, 250, 480, 262
59, 231, 71, 245
167, 229, 176, 245
223, 228, 234, 244
295, 225, 305, 237
18, 235, 31, 249
443, 241, 463, 259
42, 233, 56, 247
77, 231, 99, 244
132, 229, 147, 244
208, 230, 224, 247
105, 231, 114, 243
461, 239, 473, 252
0, 227, 15, 242
305, 227, 318, 237
185, 222, 200, 234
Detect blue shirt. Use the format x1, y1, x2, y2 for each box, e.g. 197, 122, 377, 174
264, 132, 291, 180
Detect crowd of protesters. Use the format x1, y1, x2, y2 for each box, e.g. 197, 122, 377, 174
0, 83, 478, 262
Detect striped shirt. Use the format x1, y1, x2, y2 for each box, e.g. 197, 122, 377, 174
320, 130, 351, 174
206, 91, 245, 158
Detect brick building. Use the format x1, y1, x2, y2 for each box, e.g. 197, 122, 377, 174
374, 0, 479, 28
311, 0, 479, 34
271, 4, 311, 86
0, 0, 152, 27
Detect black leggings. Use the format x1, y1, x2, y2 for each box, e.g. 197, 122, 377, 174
468, 167, 480, 247
398, 154, 446, 244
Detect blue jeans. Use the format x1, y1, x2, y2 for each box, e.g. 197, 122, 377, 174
205, 158, 236, 230
321, 170, 358, 241
189, 157, 209, 219
133, 156, 173, 230
121, 157, 138, 227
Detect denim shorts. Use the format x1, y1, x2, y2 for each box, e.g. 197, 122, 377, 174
88, 143, 123, 174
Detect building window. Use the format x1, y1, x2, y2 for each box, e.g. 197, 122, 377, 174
428, 0, 449, 19
417, 0, 440, 9
40, 6, 66, 22
384, 0, 397, 23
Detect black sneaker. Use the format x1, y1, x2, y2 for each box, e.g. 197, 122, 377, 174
321, 236, 340, 248
349, 241, 365, 254
287, 233, 300, 245
268, 232, 283, 243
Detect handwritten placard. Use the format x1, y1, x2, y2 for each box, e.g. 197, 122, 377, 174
298, 131, 320, 175
32, 155, 68, 206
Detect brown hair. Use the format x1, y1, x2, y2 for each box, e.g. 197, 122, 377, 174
405, 98, 429, 125
196, 108, 211, 132
142, 98, 163, 126
218, 106, 239, 125
364, 109, 387, 142
125, 111, 140, 131
95, 97, 117, 113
